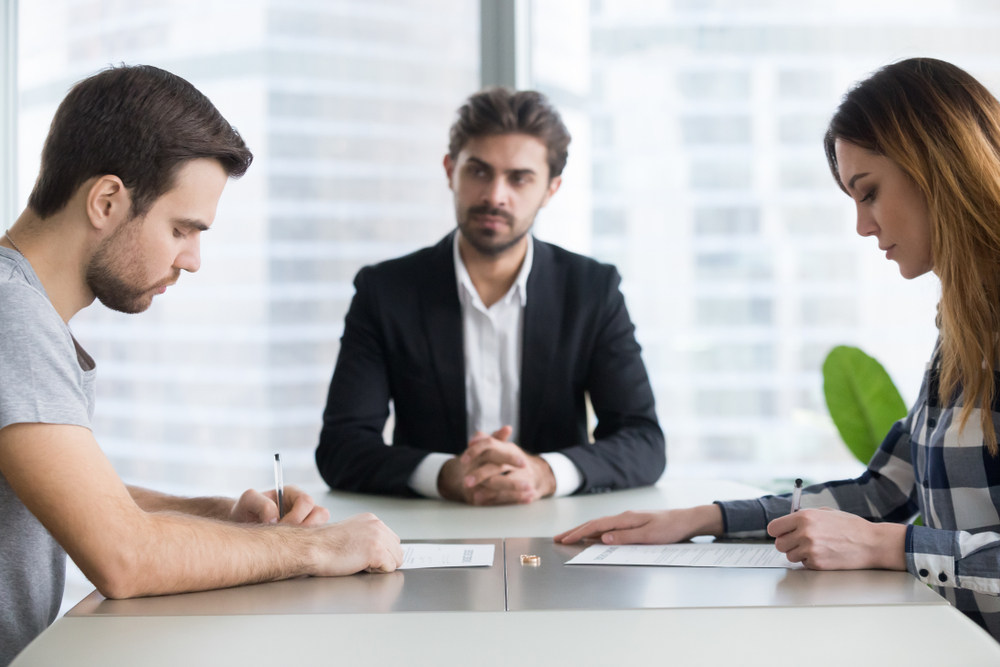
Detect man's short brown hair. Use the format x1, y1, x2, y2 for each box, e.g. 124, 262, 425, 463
448, 88, 571, 178
28, 64, 253, 219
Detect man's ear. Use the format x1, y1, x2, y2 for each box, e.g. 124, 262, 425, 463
85, 175, 131, 232
443, 154, 456, 191
539, 175, 563, 208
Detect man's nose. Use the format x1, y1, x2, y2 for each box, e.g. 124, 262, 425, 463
175, 237, 201, 273
485, 177, 510, 208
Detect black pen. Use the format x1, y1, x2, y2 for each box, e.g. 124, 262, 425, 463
790, 478, 803, 513
273, 453, 285, 520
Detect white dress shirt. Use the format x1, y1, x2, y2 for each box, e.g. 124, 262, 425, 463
407, 233, 583, 499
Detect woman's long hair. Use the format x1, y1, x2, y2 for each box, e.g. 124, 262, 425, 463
824, 58, 1000, 456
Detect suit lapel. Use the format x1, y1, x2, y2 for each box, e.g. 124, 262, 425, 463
519, 239, 564, 452
420, 232, 467, 451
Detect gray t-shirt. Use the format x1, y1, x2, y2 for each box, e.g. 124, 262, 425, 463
0, 246, 96, 666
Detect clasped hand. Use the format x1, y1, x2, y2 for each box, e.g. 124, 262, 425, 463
438, 426, 556, 505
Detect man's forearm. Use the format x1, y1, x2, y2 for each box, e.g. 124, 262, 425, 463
127, 485, 234, 520
93, 510, 313, 599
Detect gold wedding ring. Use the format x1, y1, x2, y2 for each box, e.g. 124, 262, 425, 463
520, 554, 540, 566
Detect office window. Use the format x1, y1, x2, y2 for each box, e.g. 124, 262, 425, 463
17, 0, 478, 612
18, 0, 478, 495
528, 0, 1000, 480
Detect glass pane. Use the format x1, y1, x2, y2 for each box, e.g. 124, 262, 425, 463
528, 0, 996, 480
17, 0, 479, 613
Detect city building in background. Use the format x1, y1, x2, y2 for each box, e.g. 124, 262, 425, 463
12, 0, 1000, 610
530, 0, 997, 481
18, 0, 479, 497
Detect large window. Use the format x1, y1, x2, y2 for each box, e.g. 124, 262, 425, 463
16, 0, 479, 611
18, 0, 479, 495
10, 0, 1000, 613
529, 0, 1000, 482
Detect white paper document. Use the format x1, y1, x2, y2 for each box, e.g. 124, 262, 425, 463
397, 543, 496, 570
565, 543, 804, 569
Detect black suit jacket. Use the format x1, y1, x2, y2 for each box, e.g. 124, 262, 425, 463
316, 232, 665, 496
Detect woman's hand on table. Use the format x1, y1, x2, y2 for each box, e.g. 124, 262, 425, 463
767, 508, 907, 570
554, 505, 725, 545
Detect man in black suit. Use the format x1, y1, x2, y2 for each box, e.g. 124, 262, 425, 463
316, 88, 664, 504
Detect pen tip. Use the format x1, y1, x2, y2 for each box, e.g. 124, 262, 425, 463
274, 453, 280, 461
795, 478, 803, 487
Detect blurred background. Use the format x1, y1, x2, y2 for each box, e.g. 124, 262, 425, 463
7, 0, 1000, 611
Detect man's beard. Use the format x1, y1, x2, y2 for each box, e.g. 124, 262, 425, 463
85, 218, 170, 314
457, 204, 532, 257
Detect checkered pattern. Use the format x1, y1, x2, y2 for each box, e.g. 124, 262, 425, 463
717, 349, 1000, 641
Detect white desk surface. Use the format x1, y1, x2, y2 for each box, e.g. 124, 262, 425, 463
13, 478, 1000, 665
16, 606, 1000, 667
69, 539, 506, 617
504, 537, 945, 611
314, 477, 771, 539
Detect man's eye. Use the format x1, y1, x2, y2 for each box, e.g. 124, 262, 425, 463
173, 228, 183, 238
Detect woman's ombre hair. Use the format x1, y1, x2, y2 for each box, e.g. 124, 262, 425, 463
825, 58, 1000, 456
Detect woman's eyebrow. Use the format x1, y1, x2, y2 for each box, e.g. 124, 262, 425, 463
848, 172, 871, 189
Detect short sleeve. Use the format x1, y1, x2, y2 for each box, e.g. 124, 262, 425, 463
0, 283, 93, 431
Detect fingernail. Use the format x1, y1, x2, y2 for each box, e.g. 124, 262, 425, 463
605, 534, 614, 543
269, 518, 277, 525
465, 476, 475, 487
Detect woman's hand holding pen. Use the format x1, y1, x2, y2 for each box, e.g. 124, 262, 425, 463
229, 485, 330, 526
554, 505, 725, 545
767, 508, 907, 570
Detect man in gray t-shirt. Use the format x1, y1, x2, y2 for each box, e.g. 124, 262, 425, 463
0, 247, 96, 666
0, 66, 403, 666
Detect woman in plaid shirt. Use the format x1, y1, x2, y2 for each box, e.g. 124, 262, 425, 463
556, 58, 1000, 640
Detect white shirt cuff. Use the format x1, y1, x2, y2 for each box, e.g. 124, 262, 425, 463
540, 452, 583, 497
408, 453, 455, 499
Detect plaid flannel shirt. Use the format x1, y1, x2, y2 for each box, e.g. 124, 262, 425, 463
717, 346, 1000, 641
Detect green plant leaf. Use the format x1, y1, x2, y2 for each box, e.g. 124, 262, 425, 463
823, 346, 908, 465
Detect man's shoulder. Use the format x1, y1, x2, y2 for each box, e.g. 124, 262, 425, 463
533, 238, 619, 286
356, 234, 452, 286
0, 267, 71, 357
0, 274, 56, 321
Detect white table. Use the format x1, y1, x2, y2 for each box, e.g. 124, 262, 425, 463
13, 479, 1000, 666
17, 606, 1000, 667
314, 477, 770, 539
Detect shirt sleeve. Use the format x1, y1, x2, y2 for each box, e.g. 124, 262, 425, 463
907, 525, 1000, 596
407, 453, 454, 499
540, 452, 583, 497
715, 419, 920, 537
0, 283, 92, 431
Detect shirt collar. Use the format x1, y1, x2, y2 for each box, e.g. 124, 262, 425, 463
453, 230, 534, 309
